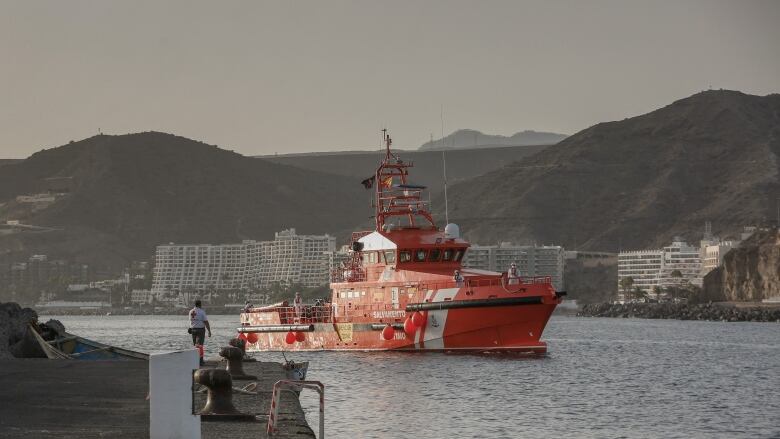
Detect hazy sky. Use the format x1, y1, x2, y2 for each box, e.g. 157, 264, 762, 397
1, 1, 779, 158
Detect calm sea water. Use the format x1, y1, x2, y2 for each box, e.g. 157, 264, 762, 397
48, 314, 780, 438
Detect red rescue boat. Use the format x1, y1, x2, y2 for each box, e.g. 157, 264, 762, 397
239, 130, 563, 353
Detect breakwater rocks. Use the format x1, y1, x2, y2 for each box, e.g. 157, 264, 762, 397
0, 302, 39, 359
0, 302, 66, 359
579, 302, 780, 322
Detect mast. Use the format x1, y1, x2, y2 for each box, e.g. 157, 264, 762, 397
374, 130, 435, 232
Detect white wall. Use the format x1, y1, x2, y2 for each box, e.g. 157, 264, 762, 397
149, 350, 201, 439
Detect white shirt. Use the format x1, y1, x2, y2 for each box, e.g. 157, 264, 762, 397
189, 307, 208, 329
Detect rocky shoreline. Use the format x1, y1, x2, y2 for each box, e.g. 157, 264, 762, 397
579, 302, 780, 322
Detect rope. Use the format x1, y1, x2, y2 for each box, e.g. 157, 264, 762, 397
193, 382, 259, 395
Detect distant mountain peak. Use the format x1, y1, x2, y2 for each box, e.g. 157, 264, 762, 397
419, 129, 567, 150
438, 89, 780, 251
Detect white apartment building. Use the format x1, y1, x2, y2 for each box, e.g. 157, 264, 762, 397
617, 249, 664, 293
462, 243, 565, 291
618, 238, 703, 299
151, 229, 336, 298
152, 241, 255, 296
659, 239, 703, 287
257, 229, 336, 287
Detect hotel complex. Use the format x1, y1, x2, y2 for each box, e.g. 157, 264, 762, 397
617, 227, 755, 300
149, 232, 566, 304
462, 243, 565, 291
150, 229, 335, 299
618, 238, 706, 299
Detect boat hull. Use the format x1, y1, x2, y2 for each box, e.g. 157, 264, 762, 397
240, 299, 556, 354
29, 324, 148, 360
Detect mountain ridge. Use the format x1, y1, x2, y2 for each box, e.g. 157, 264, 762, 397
438, 90, 780, 250
419, 129, 567, 150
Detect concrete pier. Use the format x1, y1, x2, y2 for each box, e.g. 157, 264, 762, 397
0, 358, 316, 438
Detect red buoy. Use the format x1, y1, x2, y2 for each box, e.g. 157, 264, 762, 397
411, 311, 426, 328
245, 332, 259, 344
381, 324, 395, 340
404, 317, 417, 336
285, 331, 296, 344
295, 331, 306, 343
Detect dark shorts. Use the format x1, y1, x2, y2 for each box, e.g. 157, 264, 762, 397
190, 328, 206, 346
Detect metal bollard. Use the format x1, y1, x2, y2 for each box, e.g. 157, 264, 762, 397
228, 337, 246, 354
193, 368, 244, 416
219, 346, 257, 380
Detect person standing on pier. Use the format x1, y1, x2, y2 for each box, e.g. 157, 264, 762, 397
189, 300, 211, 366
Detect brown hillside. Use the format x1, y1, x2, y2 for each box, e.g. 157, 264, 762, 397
0, 132, 368, 272
441, 90, 780, 249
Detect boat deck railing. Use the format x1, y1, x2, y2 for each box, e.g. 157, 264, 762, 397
416, 275, 552, 291
263, 304, 407, 324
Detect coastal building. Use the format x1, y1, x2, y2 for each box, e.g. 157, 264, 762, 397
697, 223, 755, 277
617, 249, 664, 294
257, 229, 336, 288
659, 239, 703, 287
151, 229, 336, 301
130, 289, 153, 305
462, 243, 565, 291
564, 251, 617, 265
618, 237, 704, 301
701, 241, 738, 275
151, 241, 253, 297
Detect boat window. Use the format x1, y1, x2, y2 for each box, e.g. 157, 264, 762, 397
384, 251, 396, 264
414, 249, 427, 262
369, 252, 378, 264
454, 249, 465, 262
428, 248, 441, 262
399, 250, 412, 262
442, 249, 453, 261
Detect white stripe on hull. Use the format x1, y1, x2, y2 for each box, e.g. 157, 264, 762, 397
418, 287, 459, 349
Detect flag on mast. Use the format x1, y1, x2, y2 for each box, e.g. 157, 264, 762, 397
361, 176, 375, 189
